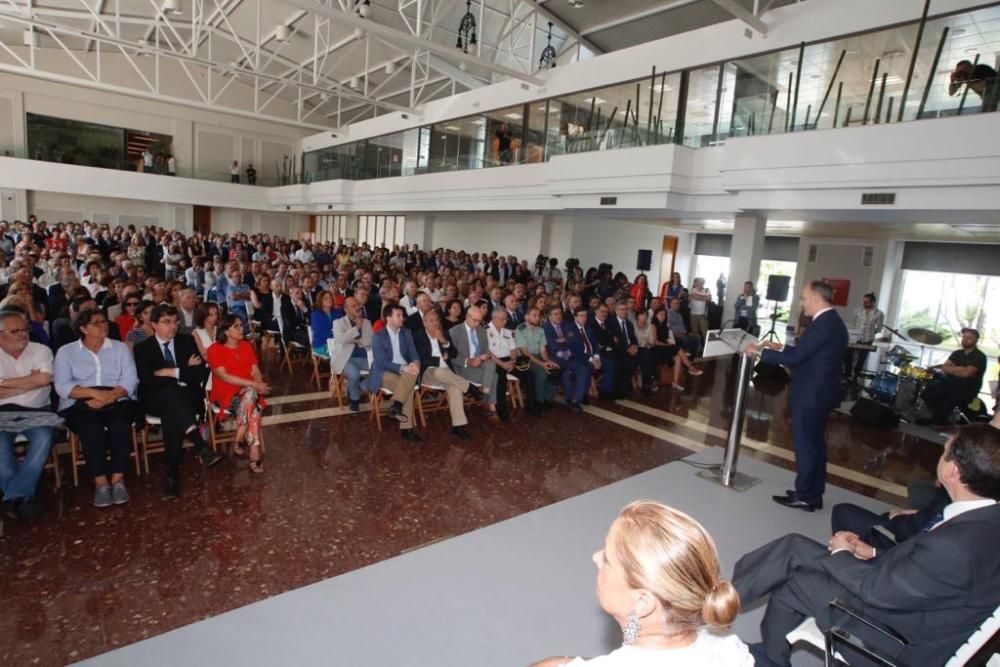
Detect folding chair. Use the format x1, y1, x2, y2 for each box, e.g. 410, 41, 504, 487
307, 326, 331, 391
66, 427, 143, 487
13, 431, 62, 490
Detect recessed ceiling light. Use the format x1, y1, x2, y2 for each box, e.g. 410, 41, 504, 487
443, 125, 461, 131
503, 112, 522, 119
965, 48, 979, 54
952, 28, 966, 36
882, 49, 904, 58
586, 96, 606, 105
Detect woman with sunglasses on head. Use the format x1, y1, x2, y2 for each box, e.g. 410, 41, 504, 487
207, 313, 269, 474
125, 300, 155, 350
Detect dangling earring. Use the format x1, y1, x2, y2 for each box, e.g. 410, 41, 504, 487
622, 609, 640, 645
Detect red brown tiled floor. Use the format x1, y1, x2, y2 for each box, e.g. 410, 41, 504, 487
0, 355, 944, 665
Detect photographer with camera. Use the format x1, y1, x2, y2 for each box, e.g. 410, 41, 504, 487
949, 59, 999, 112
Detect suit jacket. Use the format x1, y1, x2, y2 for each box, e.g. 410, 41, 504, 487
133, 333, 209, 407
609, 316, 636, 356
543, 321, 582, 366
589, 317, 617, 355
448, 322, 489, 369
412, 328, 457, 374
821, 503, 1000, 665
569, 322, 598, 363
503, 307, 524, 331
330, 315, 373, 375
404, 310, 425, 332
367, 326, 419, 392
760, 308, 848, 410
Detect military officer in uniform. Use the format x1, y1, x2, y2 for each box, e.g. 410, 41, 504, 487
487, 308, 532, 420
542, 305, 593, 414
514, 306, 557, 413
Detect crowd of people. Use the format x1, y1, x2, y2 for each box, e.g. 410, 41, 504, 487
0, 216, 719, 518
2, 216, 1000, 665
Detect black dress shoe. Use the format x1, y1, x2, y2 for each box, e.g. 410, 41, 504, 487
1, 498, 22, 521
401, 429, 423, 445
163, 476, 181, 500
567, 401, 583, 414
388, 401, 408, 423
452, 426, 472, 440
598, 392, 615, 401
497, 410, 511, 422
465, 385, 484, 402
17, 497, 41, 520
198, 447, 224, 467
349, 400, 360, 413
773, 494, 822, 511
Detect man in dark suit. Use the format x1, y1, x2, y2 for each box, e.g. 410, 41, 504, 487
830, 486, 951, 554
367, 304, 423, 444
133, 305, 221, 499
404, 292, 435, 332
735, 424, 1000, 667
588, 303, 618, 399
542, 306, 592, 414
503, 293, 524, 331
746, 280, 848, 511
609, 300, 639, 399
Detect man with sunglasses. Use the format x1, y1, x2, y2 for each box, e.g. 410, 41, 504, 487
0, 308, 59, 521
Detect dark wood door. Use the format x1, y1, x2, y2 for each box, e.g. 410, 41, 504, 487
193, 205, 211, 235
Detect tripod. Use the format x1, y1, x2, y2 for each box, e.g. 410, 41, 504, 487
759, 301, 784, 343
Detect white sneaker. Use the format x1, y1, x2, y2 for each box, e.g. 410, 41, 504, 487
672, 383, 684, 391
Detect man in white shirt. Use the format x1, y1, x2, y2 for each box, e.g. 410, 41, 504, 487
399, 281, 418, 315
0, 309, 58, 521
486, 308, 523, 421
293, 243, 314, 264
688, 277, 711, 345
844, 292, 885, 380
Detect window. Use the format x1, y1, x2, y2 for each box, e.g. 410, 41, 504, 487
358, 215, 405, 248
896, 269, 999, 397
314, 215, 349, 244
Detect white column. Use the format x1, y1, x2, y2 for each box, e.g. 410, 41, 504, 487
724, 213, 766, 316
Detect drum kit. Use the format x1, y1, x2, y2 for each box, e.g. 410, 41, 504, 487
866, 328, 944, 415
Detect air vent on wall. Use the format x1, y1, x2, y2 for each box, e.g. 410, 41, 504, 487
600, 196, 618, 206
807, 244, 818, 263
861, 192, 896, 205
862, 246, 874, 267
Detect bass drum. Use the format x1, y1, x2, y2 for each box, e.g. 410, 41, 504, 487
869, 372, 899, 405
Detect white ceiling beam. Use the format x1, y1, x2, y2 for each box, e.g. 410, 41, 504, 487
579, 0, 701, 37
279, 0, 543, 84
708, 0, 768, 35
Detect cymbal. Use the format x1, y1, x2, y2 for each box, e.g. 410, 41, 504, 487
907, 328, 943, 346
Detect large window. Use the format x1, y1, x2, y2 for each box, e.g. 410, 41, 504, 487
315, 215, 349, 244
26, 113, 172, 173
896, 269, 999, 397
358, 215, 405, 248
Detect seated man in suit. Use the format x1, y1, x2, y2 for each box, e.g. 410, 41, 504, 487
588, 303, 618, 400
330, 297, 373, 413
449, 304, 500, 422
412, 309, 482, 440
367, 304, 422, 444
404, 292, 435, 332
830, 485, 951, 555
543, 306, 592, 414
610, 300, 639, 399
734, 424, 1000, 667
133, 305, 221, 499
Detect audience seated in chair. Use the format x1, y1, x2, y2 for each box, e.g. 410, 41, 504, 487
54, 308, 138, 508
530, 500, 751, 667
448, 302, 499, 422
733, 424, 1000, 667
412, 309, 481, 440
133, 304, 221, 500
542, 305, 592, 414
0, 308, 60, 521
368, 304, 422, 444
330, 297, 372, 413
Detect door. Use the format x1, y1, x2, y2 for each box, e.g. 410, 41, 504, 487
659, 235, 678, 297
193, 205, 211, 235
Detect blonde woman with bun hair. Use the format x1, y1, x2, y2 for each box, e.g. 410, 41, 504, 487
531, 501, 752, 667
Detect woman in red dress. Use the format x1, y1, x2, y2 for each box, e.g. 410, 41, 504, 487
207, 313, 270, 473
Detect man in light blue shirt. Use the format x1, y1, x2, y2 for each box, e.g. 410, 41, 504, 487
225, 268, 251, 334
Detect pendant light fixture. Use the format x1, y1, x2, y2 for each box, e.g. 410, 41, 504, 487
456, 0, 477, 54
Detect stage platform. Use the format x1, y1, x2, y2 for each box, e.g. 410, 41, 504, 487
77, 449, 890, 667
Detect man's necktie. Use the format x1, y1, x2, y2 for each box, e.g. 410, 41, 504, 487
921, 510, 945, 533
580, 327, 592, 355
471, 330, 479, 356
163, 342, 176, 366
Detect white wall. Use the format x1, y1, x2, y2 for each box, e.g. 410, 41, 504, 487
567, 217, 684, 290
791, 238, 888, 322
29, 191, 175, 229
427, 213, 546, 258
210, 207, 309, 240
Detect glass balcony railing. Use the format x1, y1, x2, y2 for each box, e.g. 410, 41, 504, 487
303, 1, 1000, 183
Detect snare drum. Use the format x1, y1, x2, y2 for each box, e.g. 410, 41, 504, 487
870, 372, 899, 405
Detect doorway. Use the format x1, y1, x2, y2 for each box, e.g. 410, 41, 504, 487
660, 235, 678, 296
193, 205, 211, 235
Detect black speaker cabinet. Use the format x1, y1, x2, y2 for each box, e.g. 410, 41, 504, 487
636, 249, 652, 271
766, 274, 791, 302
